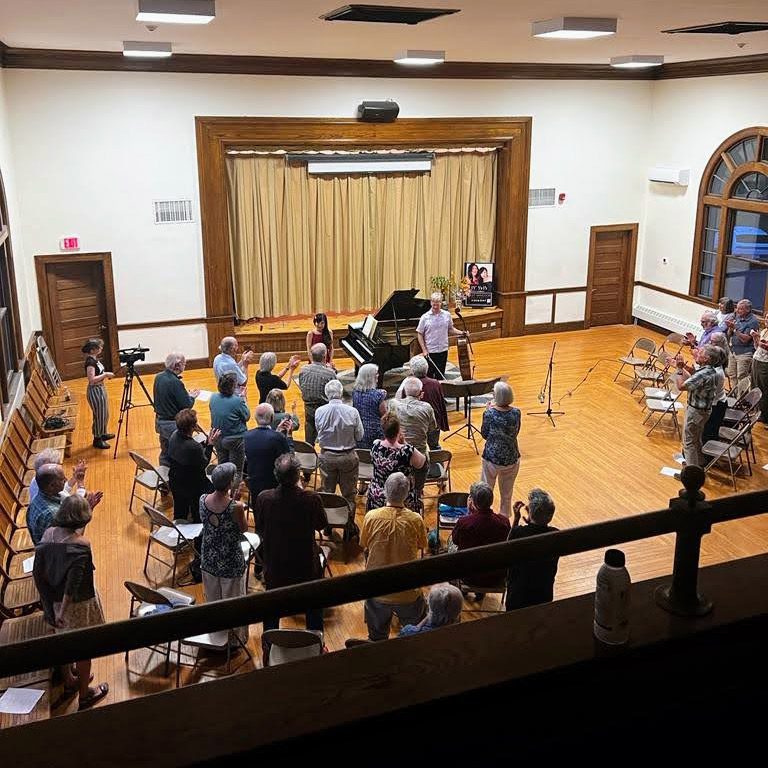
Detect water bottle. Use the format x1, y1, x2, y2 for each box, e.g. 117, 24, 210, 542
594, 548, 631, 645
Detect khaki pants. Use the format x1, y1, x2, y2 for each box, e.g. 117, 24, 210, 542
319, 449, 359, 512
481, 458, 521, 518
682, 405, 711, 469
202, 570, 248, 645
727, 352, 753, 386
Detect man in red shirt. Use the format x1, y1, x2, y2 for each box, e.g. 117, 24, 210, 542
451, 481, 511, 601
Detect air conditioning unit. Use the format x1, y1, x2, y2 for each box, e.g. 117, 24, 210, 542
648, 167, 690, 186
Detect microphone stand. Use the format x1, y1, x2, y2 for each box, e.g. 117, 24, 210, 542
528, 341, 564, 428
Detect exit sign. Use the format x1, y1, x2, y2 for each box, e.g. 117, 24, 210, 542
59, 236, 80, 251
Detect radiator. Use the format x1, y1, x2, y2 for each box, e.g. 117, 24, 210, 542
632, 304, 700, 336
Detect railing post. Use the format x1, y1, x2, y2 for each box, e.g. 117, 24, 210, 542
655, 465, 713, 617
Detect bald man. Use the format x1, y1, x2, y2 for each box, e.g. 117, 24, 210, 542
243, 403, 292, 501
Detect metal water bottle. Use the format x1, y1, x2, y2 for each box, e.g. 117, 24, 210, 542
594, 548, 631, 645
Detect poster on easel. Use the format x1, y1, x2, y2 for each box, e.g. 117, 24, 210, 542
463, 262, 494, 307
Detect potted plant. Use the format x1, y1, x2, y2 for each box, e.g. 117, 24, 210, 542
430, 274, 457, 307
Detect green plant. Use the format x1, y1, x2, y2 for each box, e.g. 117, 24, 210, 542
430, 274, 457, 295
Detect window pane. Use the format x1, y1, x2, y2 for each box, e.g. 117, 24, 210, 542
724, 256, 768, 312
728, 138, 757, 166
703, 227, 719, 253
762, 137, 768, 162
697, 205, 721, 298
698, 274, 714, 299
708, 159, 729, 195
706, 205, 720, 228
700, 250, 716, 276
731, 171, 768, 201
730, 210, 768, 260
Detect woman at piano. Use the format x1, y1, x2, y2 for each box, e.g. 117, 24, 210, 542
306, 312, 334, 367
352, 364, 388, 448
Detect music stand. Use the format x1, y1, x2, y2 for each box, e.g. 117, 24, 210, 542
441, 377, 500, 454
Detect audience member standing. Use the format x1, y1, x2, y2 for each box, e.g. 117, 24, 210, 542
213, 336, 255, 390
683, 311, 725, 349
367, 413, 426, 512
254, 455, 328, 632
506, 489, 559, 612
675, 345, 718, 469
167, 409, 218, 523
451, 481, 511, 601
81, 338, 114, 449
702, 346, 729, 443
725, 299, 759, 384
480, 381, 522, 518
416, 292, 466, 378
352, 363, 388, 448
209, 373, 250, 483
750, 322, 768, 426
315, 380, 363, 512
297, 344, 337, 445
716, 296, 735, 326
306, 312, 334, 365
255, 352, 300, 404
153, 352, 199, 467
28, 450, 85, 503
243, 403, 291, 501
360, 473, 428, 641
396, 355, 448, 449
199, 463, 249, 646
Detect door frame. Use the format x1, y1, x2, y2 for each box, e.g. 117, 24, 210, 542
34, 251, 120, 376
585, 223, 639, 328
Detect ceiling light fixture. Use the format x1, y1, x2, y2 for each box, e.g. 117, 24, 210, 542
123, 40, 173, 58
136, 0, 216, 25
610, 55, 664, 69
394, 49, 446, 65
532, 16, 617, 39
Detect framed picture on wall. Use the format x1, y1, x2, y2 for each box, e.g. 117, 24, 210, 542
464, 262, 494, 307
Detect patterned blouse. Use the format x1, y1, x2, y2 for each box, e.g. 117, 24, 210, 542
480, 406, 521, 466
367, 440, 417, 511
199, 496, 246, 579
353, 388, 387, 448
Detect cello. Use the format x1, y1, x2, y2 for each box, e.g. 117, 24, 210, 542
455, 307, 475, 381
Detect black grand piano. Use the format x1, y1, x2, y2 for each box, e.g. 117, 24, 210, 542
340, 289, 431, 377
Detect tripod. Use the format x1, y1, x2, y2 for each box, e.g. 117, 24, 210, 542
528, 341, 565, 428
113, 362, 154, 458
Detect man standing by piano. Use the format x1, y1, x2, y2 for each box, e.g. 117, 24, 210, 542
416, 292, 468, 379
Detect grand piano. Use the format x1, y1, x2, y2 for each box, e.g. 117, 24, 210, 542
340, 289, 431, 378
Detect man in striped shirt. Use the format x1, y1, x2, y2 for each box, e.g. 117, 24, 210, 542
675, 344, 718, 469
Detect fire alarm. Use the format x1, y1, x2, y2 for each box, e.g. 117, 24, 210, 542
558, 193, 566, 204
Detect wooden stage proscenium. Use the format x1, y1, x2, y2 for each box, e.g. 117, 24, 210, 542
235, 306, 504, 361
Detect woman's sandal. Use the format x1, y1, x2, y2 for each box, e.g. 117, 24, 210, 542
78, 682, 109, 710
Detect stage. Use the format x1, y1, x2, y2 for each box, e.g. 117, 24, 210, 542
234, 306, 503, 360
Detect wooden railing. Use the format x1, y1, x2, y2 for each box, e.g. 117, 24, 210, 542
1, 467, 766, 678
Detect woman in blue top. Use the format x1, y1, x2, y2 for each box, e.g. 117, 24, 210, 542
480, 381, 521, 519
209, 373, 250, 483
352, 363, 388, 448
199, 463, 248, 646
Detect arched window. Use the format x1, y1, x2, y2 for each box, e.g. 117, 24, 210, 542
691, 127, 768, 310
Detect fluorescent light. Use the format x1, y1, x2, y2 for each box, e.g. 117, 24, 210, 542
136, 0, 215, 24
123, 41, 173, 58
610, 55, 664, 69
532, 16, 617, 39
394, 49, 445, 66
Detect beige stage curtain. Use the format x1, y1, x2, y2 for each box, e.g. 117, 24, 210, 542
226, 151, 497, 318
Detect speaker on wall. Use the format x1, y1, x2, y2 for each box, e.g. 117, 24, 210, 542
357, 101, 400, 123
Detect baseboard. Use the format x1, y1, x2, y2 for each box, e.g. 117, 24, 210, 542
635, 317, 675, 336
522, 321, 585, 336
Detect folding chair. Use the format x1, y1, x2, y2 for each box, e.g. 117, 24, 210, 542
0, 537, 40, 618
317, 492, 353, 563
658, 332, 685, 356
261, 629, 323, 667
630, 349, 673, 394
458, 575, 507, 613
124, 580, 196, 676
241, 531, 262, 590
643, 384, 685, 436
718, 409, 761, 472
435, 492, 469, 554
292, 440, 319, 489
176, 629, 252, 688
142, 505, 201, 586
702, 419, 753, 491
423, 449, 452, 497
726, 376, 751, 408
722, 388, 761, 428
128, 451, 170, 512
614, 337, 656, 382
355, 449, 373, 495
8, 410, 67, 462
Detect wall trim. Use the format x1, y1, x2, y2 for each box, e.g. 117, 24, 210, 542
522, 320, 585, 335
128, 357, 208, 376
2, 43, 768, 81
117, 316, 223, 332
634, 280, 717, 309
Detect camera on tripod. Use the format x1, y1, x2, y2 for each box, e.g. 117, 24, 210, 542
119, 346, 150, 367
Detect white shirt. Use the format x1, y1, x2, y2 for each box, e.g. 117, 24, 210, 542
213, 353, 246, 386
315, 399, 364, 450
753, 328, 768, 364
416, 309, 453, 354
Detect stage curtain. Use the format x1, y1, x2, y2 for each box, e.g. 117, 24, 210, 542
226, 151, 497, 318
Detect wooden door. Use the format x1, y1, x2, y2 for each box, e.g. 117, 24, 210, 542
35, 253, 119, 380
586, 224, 638, 327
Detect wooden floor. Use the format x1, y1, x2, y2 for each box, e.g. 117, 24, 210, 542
4, 324, 768, 726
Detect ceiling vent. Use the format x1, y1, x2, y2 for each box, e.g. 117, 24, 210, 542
320, 4, 460, 25
529, 188, 556, 208
154, 199, 194, 224
663, 21, 768, 35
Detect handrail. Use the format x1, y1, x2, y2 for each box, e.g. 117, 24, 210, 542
1, 473, 767, 677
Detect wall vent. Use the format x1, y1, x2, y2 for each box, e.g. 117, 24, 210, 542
632, 305, 700, 335
320, 5, 460, 25
154, 199, 194, 224
528, 188, 556, 208
663, 21, 768, 35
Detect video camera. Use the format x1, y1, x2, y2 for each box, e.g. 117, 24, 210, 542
119, 345, 150, 366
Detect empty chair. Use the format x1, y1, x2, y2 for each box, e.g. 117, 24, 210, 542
128, 452, 170, 512
423, 449, 452, 497
292, 440, 319, 488
643, 383, 685, 436
355, 448, 373, 495
317, 492, 353, 562
631, 349, 672, 394
702, 419, 753, 491
261, 629, 324, 667
722, 388, 762, 428
458, 575, 507, 613
614, 337, 656, 382
435, 492, 469, 554
726, 376, 751, 408
175, 629, 252, 687
0, 611, 52, 689
142, 505, 200, 586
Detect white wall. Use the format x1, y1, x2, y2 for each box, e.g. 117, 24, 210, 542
637, 72, 768, 326
1, 69, 653, 356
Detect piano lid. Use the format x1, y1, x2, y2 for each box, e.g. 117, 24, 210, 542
373, 289, 430, 323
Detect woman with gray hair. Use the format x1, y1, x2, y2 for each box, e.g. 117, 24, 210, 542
255, 351, 300, 404
199, 462, 249, 645
399, 583, 463, 636
396, 355, 448, 447
266, 388, 300, 434
480, 380, 522, 518
353, 363, 388, 448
